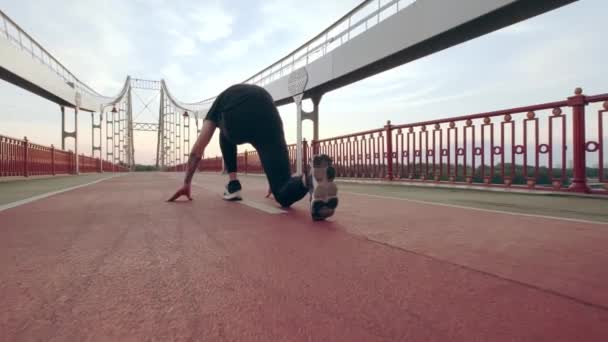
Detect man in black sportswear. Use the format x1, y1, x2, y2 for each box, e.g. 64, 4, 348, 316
167, 84, 338, 220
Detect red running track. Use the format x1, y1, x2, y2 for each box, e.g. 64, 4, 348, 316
1, 172, 607, 341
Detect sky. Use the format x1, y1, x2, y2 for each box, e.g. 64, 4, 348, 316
1, 0, 607, 165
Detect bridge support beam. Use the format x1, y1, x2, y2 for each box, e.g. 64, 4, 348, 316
294, 94, 305, 174
175, 107, 182, 168
91, 111, 102, 162
126, 86, 135, 171
301, 93, 323, 155
106, 107, 116, 171
117, 104, 124, 166
156, 86, 165, 169
289, 67, 310, 174
293, 93, 324, 174
61, 106, 79, 174
183, 111, 191, 172
74, 107, 79, 174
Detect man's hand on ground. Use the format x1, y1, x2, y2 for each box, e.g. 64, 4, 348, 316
167, 184, 192, 202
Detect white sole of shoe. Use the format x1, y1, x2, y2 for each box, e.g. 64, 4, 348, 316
310, 156, 339, 220
223, 190, 242, 201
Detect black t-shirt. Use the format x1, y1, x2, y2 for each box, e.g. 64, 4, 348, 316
204, 84, 269, 123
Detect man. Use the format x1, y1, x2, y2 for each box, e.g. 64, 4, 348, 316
167, 84, 339, 221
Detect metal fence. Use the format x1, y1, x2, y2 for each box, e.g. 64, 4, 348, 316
0, 135, 128, 177
169, 89, 608, 195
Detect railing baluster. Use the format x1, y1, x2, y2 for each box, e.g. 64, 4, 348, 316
490, 120, 494, 183
507, 115, 516, 185
419, 127, 423, 178
421, 126, 428, 179
385, 121, 393, 180
462, 120, 475, 182
456, 123, 462, 181
599, 103, 607, 184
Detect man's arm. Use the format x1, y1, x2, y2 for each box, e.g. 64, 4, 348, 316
167, 119, 218, 202
183, 119, 217, 185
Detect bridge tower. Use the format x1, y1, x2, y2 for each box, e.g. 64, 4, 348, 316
156, 80, 194, 170
96, 77, 191, 171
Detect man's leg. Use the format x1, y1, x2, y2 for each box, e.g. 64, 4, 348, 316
218, 91, 307, 207
220, 132, 238, 177
255, 140, 308, 208
219, 131, 242, 200
216, 85, 318, 209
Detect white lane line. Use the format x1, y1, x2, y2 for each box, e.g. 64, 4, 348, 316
0, 175, 122, 213
343, 191, 608, 226
240, 199, 286, 214
189, 182, 286, 214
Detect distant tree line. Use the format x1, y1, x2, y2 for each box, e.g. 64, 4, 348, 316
134, 164, 159, 172
337, 162, 604, 186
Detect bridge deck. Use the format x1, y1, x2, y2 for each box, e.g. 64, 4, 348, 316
1, 173, 607, 341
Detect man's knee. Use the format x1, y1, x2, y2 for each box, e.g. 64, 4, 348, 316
274, 188, 307, 208
275, 193, 293, 208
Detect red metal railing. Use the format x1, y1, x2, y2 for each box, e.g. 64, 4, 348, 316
0, 134, 128, 177
314, 128, 386, 179
168, 89, 608, 195
166, 140, 310, 175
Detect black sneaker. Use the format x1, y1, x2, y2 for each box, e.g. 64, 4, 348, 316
309, 155, 339, 221
223, 180, 242, 201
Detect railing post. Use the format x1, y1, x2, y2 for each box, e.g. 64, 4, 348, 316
69, 150, 75, 174
51, 144, 56, 175
23, 136, 29, 177
303, 139, 309, 168
567, 87, 590, 193
384, 120, 394, 180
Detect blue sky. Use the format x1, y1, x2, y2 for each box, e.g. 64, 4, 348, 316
1, 0, 606, 164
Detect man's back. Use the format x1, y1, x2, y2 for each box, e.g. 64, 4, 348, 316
217, 84, 272, 111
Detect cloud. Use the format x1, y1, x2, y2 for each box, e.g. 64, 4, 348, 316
217, 39, 251, 59
169, 33, 199, 57
161, 63, 190, 86
505, 31, 599, 89
190, 5, 234, 43
144, 3, 234, 59
216, 27, 269, 60
400, 88, 484, 108
259, 1, 360, 37
494, 21, 539, 35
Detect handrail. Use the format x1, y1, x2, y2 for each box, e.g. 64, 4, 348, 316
315, 128, 384, 143
313, 98, 573, 143
0, 134, 50, 147
587, 93, 608, 103
392, 100, 570, 129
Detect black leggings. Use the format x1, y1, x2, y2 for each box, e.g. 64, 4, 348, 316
214, 88, 308, 208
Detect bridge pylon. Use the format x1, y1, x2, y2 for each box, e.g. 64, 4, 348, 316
93, 77, 190, 170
